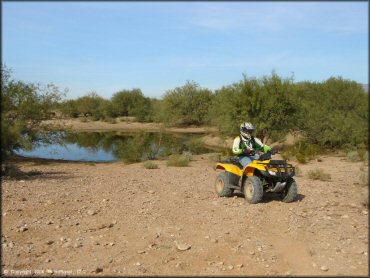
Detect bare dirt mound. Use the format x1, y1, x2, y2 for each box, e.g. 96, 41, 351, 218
2, 155, 368, 276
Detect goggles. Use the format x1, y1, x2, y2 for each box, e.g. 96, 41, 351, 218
241, 127, 254, 134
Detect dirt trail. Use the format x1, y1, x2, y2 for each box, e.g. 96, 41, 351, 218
1, 154, 368, 276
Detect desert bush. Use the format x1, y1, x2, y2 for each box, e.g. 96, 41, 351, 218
208, 73, 368, 152
80, 117, 89, 123
356, 143, 369, 162
357, 170, 368, 207
281, 140, 322, 163
76, 92, 106, 118
294, 165, 302, 177
159, 81, 213, 126
359, 164, 369, 187
104, 117, 117, 124
360, 171, 368, 187
117, 132, 151, 163
307, 168, 331, 181
1, 163, 23, 179
208, 153, 222, 162
208, 72, 297, 142
59, 99, 79, 118
111, 89, 153, 122
346, 151, 362, 162
166, 154, 192, 167
184, 137, 208, 154
143, 161, 159, 169
1, 66, 64, 158
294, 78, 368, 149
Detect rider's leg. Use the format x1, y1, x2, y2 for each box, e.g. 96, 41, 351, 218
239, 156, 252, 168
239, 154, 260, 168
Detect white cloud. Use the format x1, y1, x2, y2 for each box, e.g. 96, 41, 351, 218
185, 2, 367, 35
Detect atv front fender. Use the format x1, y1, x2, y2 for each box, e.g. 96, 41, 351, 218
244, 161, 268, 176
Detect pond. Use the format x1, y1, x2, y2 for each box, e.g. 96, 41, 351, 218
14, 131, 216, 162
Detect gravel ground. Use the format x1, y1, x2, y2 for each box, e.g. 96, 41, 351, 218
1, 154, 368, 276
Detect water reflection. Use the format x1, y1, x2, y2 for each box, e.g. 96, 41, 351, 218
15, 131, 211, 162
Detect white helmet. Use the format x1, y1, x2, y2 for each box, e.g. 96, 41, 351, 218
240, 122, 255, 141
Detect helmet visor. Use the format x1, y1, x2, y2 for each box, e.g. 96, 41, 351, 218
241, 127, 254, 135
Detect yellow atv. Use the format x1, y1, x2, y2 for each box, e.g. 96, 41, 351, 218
214, 151, 298, 203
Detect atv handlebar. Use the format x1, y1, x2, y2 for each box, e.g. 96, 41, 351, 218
259, 151, 272, 160
259, 148, 278, 160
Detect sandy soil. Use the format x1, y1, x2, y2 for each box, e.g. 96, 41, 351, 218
1, 153, 368, 276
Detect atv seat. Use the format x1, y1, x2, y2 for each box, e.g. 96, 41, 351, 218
219, 157, 243, 169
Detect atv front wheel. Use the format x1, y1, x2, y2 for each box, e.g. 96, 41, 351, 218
214, 172, 234, 197
282, 179, 298, 203
243, 176, 263, 204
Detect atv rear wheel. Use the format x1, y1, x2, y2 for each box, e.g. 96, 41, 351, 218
281, 179, 298, 203
215, 172, 234, 197
243, 176, 263, 204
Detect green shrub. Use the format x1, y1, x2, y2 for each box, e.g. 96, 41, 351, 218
294, 165, 302, 177
295, 153, 308, 164
346, 151, 362, 162
166, 154, 191, 167
2, 163, 22, 179
92, 114, 100, 121
185, 137, 207, 154
111, 89, 153, 122
208, 72, 297, 142
104, 117, 117, 124
307, 168, 331, 181
281, 141, 322, 163
208, 74, 368, 151
208, 153, 222, 162
354, 143, 368, 162
360, 172, 368, 186
60, 99, 79, 118
143, 161, 159, 169
117, 132, 150, 163
160, 81, 213, 126
80, 117, 89, 123
76, 92, 106, 120
1, 66, 64, 158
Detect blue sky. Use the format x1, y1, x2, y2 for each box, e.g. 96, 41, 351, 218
3, 1, 368, 99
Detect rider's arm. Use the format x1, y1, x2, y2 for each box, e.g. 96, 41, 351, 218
254, 137, 272, 152
232, 136, 243, 155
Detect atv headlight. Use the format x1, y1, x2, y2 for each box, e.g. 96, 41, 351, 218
268, 169, 277, 176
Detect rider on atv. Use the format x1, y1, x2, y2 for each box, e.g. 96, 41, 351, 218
232, 121, 272, 168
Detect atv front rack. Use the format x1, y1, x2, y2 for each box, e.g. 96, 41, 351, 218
262, 160, 295, 179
